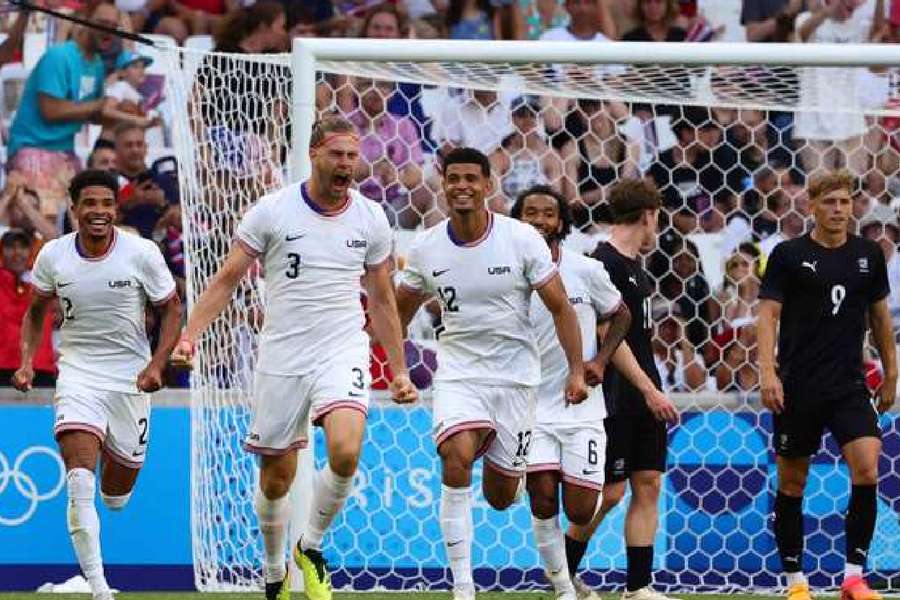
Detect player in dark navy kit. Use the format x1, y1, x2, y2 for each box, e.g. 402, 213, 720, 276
758, 170, 896, 600
564, 179, 679, 600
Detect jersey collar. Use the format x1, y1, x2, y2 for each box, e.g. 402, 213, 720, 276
301, 181, 351, 217
447, 212, 494, 247
75, 229, 117, 262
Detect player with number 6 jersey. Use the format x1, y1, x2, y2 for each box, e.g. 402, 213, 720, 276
511, 185, 631, 600
758, 170, 896, 600
397, 148, 588, 600
13, 170, 182, 600
171, 116, 417, 600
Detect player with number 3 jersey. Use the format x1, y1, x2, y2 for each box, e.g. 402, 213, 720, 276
171, 116, 417, 600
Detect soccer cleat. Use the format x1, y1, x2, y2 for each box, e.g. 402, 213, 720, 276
265, 566, 291, 600
556, 589, 577, 600
786, 582, 815, 600
622, 587, 681, 600
294, 541, 332, 600
841, 575, 882, 600
573, 576, 602, 600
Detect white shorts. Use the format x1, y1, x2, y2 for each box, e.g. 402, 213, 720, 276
244, 356, 370, 455
432, 380, 536, 477
53, 382, 151, 469
528, 422, 606, 491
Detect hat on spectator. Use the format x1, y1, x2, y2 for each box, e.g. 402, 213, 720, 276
859, 204, 899, 238
1, 228, 33, 248
115, 51, 154, 71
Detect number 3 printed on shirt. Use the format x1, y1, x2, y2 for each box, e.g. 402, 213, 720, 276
830, 284, 846, 316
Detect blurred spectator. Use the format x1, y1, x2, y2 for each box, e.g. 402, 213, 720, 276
623, 0, 688, 40
98, 50, 160, 143
0, 174, 58, 244
713, 247, 761, 332
286, 1, 338, 38
115, 124, 176, 238
0, 229, 56, 388
561, 99, 639, 227
794, 0, 882, 177
714, 324, 759, 392
6, 3, 124, 216
434, 90, 513, 156
521, 0, 569, 39
0, 9, 30, 66
742, 0, 804, 41
348, 77, 432, 229
652, 306, 708, 392
490, 97, 563, 211
87, 142, 118, 171
540, 0, 616, 40
758, 189, 808, 254
658, 236, 713, 348
859, 205, 900, 335
144, 0, 242, 45
446, 0, 502, 38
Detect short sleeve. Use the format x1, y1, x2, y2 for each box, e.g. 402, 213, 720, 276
759, 242, 790, 303
139, 241, 177, 304
398, 235, 432, 296
868, 245, 890, 304
34, 47, 71, 101
30, 244, 56, 296
588, 262, 623, 318
519, 225, 557, 289
366, 205, 393, 266
235, 199, 271, 257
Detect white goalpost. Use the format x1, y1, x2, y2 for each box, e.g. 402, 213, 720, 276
165, 38, 900, 592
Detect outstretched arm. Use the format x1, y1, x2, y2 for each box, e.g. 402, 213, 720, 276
171, 245, 255, 364
12, 294, 53, 392
365, 261, 417, 404
537, 274, 588, 404
869, 297, 897, 413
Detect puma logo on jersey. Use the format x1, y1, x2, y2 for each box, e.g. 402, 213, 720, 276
488, 266, 511, 275
108, 280, 132, 288
628, 276, 638, 286
346, 239, 367, 249
801, 260, 817, 273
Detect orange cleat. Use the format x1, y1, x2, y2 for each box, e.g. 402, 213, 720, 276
841, 576, 882, 600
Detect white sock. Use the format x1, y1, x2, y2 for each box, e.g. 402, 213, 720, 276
66, 468, 109, 596
786, 571, 807, 587
255, 490, 289, 584
532, 515, 575, 595
845, 563, 863, 580
303, 466, 354, 551
440, 484, 474, 592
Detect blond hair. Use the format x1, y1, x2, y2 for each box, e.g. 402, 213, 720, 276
808, 169, 854, 201
310, 115, 357, 148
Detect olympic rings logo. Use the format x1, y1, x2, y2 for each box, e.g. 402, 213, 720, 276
0, 447, 66, 527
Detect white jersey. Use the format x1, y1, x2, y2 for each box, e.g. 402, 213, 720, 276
236, 181, 392, 375
31, 229, 176, 392
400, 213, 556, 386
532, 248, 622, 424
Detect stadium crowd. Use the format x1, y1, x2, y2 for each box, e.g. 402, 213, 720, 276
0, 0, 899, 396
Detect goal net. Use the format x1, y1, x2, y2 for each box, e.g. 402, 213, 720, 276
161, 40, 900, 593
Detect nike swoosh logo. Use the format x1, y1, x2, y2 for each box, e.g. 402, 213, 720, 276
132, 450, 145, 457
58, 282, 73, 288
348, 391, 365, 398
582, 469, 600, 476
447, 540, 463, 547
285, 233, 306, 241
432, 269, 450, 277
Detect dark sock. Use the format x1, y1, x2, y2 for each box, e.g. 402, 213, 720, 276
626, 546, 652, 592
775, 492, 804, 573
845, 484, 877, 569
565, 534, 589, 577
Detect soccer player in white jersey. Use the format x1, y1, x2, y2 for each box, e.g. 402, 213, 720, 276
396, 148, 589, 600
13, 170, 181, 600
511, 185, 632, 600
170, 116, 417, 600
